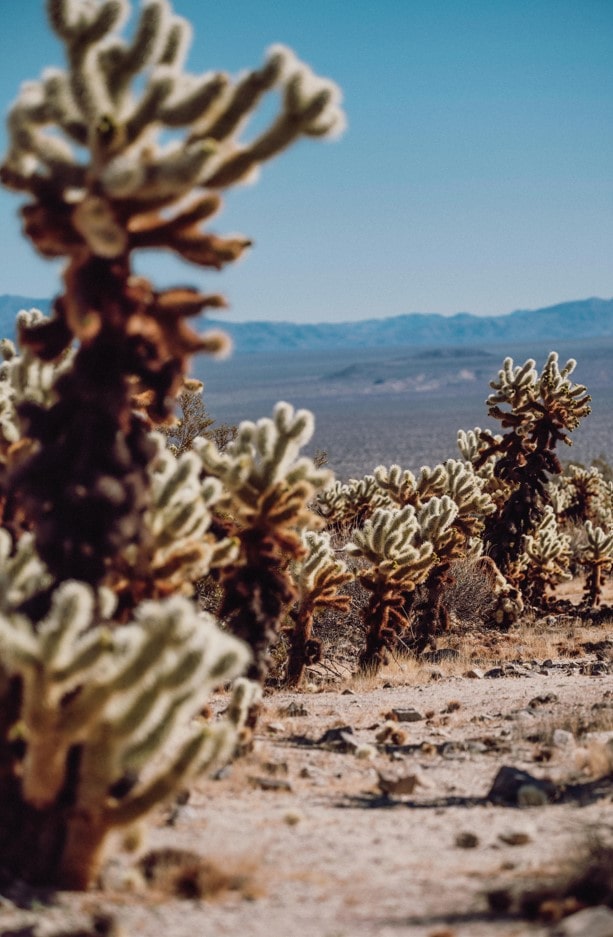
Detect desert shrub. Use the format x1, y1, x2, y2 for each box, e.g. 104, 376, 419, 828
155, 383, 238, 457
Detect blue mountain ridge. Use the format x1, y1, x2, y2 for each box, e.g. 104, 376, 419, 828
0, 295, 611, 355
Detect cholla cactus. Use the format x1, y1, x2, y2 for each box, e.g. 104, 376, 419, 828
315, 474, 387, 531
0, 310, 72, 466
373, 462, 452, 509
106, 432, 238, 613
471, 354, 591, 577
550, 465, 613, 528
371, 461, 494, 651
1, 0, 345, 588
345, 505, 435, 672
520, 506, 571, 606
372, 464, 421, 507
579, 520, 613, 607
374, 459, 493, 541
457, 426, 510, 510
439, 459, 495, 541
0, 0, 345, 891
285, 530, 352, 686
0, 529, 53, 613
196, 402, 332, 681
0, 579, 254, 887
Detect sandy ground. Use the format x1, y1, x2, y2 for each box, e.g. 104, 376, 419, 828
1, 617, 612, 937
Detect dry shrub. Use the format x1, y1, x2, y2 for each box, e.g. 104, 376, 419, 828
441, 557, 507, 630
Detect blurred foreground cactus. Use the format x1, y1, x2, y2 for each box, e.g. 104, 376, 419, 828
1, 0, 345, 588
0, 574, 253, 887
0, 0, 345, 887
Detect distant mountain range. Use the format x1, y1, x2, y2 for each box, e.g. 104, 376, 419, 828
1, 294, 612, 355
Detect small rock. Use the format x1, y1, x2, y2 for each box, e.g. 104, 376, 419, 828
262, 760, 289, 776
390, 707, 425, 723
283, 810, 304, 826
529, 692, 559, 708
517, 784, 549, 806
455, 831, 479, 849
280, 701, 309, 717
377, 771, 424, 796
498, 827, 533, 846
484, 667, 505, 679
266, 722, 286, 735
355, 743, 377, 760
317, 725, 360, 753
487, 765, 557, 806
486, 888, 513, 913
440, 741, 467, 760
552, 905, 613, 937
586, 661, 610, 676
464, 668, 484, 679
299, 765, 318, 779
248, 776, 293, 792
552, 728, 574, 748
465, 741, 488, 754
429, 669, 444, 681
542, 659, 554, 668
342, 687, 356, 695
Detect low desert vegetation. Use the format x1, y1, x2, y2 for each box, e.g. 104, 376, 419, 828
0, 10, 610, 937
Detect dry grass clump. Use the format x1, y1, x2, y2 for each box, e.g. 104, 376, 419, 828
442, 557, 508, 627
138, 848, 261, 901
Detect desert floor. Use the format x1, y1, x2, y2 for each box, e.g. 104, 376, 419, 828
1, 592, 612, 937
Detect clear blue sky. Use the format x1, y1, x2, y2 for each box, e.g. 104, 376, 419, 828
0, 0, 612, 322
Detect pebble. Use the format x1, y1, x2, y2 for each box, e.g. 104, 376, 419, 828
464, 668, 484, 679
355, 743, 377, 760
455, 831, 479, 849
498, 826, 533, 846
487, 765, 557, 806
517, 784, 549, 806
266, 722, 286, 734
280, 701, 309, 717
529, 693, 559, 708
484, 667, 505, 679
377, 771, 424, 796
283, 810, 304, 826
552, 728, 574, 747
317, 725, 360, 753
248, 776, 293, 792
262, 760, 289, 776
391, 707, 425, 723
552, 905, 613, 937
